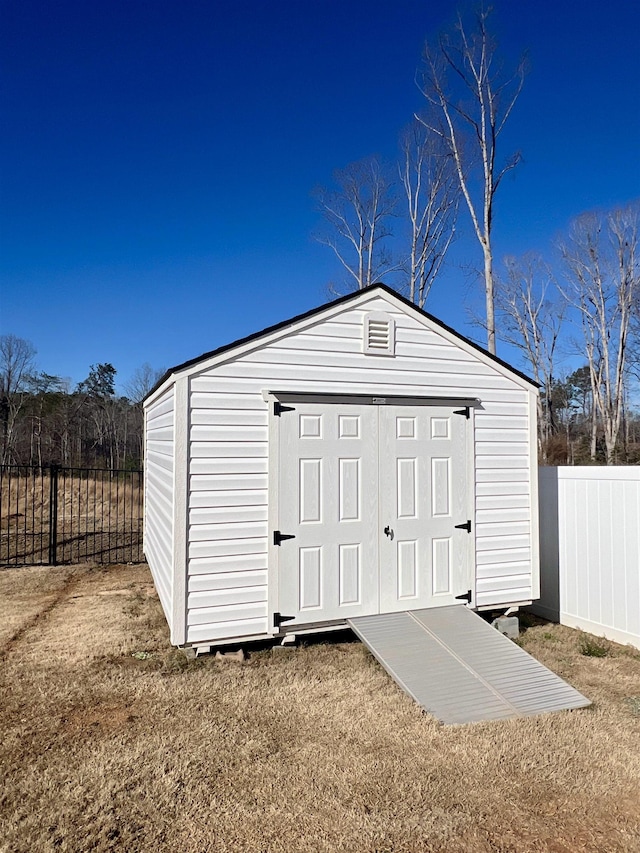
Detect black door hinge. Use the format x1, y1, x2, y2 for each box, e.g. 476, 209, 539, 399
454, 520, 472, 533
273, 612, 295, 629
274, 401, 295, 416
454, 407, 470, 419
273, 530, 296, 546
455, 589, 472, 604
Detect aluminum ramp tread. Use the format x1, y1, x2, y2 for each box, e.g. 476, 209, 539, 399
348, 606, 591, 725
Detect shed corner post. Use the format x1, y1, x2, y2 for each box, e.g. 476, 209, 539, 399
467, 403, 477, 606
142, 405, 147, 558
171, 374, 189, 646
529, 387, 541, 602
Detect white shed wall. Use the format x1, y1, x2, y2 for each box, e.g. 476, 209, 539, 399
184, 294, 537, 645
536, 466, 640, 650
144, 384, 175, 631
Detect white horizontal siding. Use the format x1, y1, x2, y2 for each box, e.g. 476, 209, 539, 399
184, 293, 536, 642
188, 586, 268, 611
189, 553, 268, 574
187, 617, 267, 644
189, 602, 266, 626
477, 547, 530, 565
190, 393, 268, 410
189, 537, 267, 559
476, 481, 530, 497
190, 458, 268, 476
205, 360, 518, 392
241, 346, 508, 377
191, 373, 528, 404
188, 569, 268, 592
477, 495, 530, 510
190, 473, 268, 491
191, 424, 267, 442
190, 520, 268, 541
477, 468, 530, 482
476, 505, 530, 521
190, 506, 268, 525
189, 488, 267, 508
144, 384, 175, 630
191, 411, 268, 427
191, 441, 268, 457
474, 391, 534, 607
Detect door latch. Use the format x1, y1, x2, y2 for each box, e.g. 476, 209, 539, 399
384, 525, 394, 540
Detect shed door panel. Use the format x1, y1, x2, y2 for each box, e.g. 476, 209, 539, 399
277, 404, 379, 622
277, 402, 471, 625
379, 406, 469, 612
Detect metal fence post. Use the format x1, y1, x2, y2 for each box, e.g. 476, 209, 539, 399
48, 464, 59, 565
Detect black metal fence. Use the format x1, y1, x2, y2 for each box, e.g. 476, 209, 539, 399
0, 465, 144, 566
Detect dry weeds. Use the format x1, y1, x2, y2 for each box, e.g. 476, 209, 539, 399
1, 565, 639, 853
0, 473, 143, 564
0, 474, 142, 525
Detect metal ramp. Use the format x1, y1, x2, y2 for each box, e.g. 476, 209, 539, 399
348, 606, 591, 725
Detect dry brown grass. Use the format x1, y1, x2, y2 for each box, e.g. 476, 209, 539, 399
1, 565, 640, 853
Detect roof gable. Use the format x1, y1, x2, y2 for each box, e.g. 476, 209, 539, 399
144, 284, 538, 404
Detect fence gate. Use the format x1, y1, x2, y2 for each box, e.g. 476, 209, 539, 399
0, 465, 144, 567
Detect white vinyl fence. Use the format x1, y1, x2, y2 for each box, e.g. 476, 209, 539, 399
535, 466, 640, 650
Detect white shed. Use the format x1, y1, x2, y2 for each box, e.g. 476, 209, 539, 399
143, 284, 540, 651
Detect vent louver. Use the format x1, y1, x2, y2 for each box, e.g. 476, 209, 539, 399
364, 312, 395, 356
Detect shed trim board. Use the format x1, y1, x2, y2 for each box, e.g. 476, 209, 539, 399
528, 388, 541, 601
267, 391, 481, 408
171, 375, 189, 645
143, 285, 540, 649
143, 383, 176, 630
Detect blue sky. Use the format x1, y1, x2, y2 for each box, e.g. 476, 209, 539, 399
2, 0, 639, 392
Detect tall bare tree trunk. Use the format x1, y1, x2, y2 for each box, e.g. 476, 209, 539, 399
419, 7, 525, 355
484, 248, 496, 355
560, 203, 640, 465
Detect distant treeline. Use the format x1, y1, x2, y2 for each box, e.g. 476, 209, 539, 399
2, 331, 640, 469
539, 367, 640, 465
0, 339, 163, 469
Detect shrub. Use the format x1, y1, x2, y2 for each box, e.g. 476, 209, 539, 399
579, 634, 609, 658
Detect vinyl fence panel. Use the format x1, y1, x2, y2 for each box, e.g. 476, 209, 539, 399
536, 466, 640, 650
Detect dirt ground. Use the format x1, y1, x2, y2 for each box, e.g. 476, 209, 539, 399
1, 563, 640, 853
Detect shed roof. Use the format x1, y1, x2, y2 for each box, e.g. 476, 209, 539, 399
145, 283, 538, 402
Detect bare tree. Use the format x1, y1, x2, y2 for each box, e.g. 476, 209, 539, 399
314, 156, 398, 290
399, 120, 459, 307
495, 255, 564, 460
0, 334, 37, 464
25, 372, 67, 468
419, 5, 526, 353
124, 363, 166, 463
559, 203, 640, 464
124, 363, 165, 404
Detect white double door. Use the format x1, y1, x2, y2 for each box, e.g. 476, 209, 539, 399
277, 401, 471, 624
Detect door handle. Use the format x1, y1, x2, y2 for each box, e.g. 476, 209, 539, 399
384, 525, 394, 540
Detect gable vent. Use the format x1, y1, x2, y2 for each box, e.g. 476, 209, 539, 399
364, 312, 395, 356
